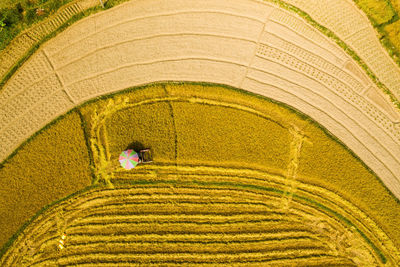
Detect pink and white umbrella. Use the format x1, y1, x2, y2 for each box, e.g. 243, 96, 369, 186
119, 149, 139, 170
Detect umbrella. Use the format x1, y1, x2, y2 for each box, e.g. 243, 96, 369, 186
119, 149, 139, 169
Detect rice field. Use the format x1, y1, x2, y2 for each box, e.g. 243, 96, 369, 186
1, 83, 400, 266
1, 0, 400, 265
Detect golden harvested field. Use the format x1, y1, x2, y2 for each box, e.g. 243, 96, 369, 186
2, 83, 400, 266
0, 111, 92, 250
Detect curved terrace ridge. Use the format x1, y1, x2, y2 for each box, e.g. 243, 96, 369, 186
0, 0, 400, 201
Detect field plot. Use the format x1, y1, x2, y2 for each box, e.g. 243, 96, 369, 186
2, 83, 399, 265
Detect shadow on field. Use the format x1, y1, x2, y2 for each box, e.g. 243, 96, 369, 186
125, 141, 147, 152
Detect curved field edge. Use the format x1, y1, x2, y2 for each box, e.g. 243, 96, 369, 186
1, 81, 400, 260
268, 0, 400, 108
0, 0, 399, 110
1, 80, 399, 203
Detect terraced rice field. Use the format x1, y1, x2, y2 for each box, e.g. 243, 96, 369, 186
1, 0, 400, 265
1, 83, 400, 266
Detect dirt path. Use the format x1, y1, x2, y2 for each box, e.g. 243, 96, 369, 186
0, 0, 400, 198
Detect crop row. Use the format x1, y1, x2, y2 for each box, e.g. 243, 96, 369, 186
33, 249, 333, 266
67, 231, 312, 244
1, 180, 382, 266
115, 164, 395, 247
5, 199, 332, 265
111, 167, 387, 248
42, 255, 353, 266
113, 170, 397, 263
268, 7, 347, 61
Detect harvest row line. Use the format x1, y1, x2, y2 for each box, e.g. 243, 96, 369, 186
1, 182, 375, 265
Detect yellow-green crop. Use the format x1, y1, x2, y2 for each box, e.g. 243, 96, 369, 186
0, 111, 92, 248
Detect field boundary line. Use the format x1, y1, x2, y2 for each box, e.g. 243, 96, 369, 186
259, 33, 366, 92
48, 9, 266, 57
54, 33, 257, 70
42, 49, 76, 104
267, 18, 342, 63
343, 25, 369, 41
64, 57, 249, 87
240, 6, 276, 88
250, 54, 400, 154
277, 0, 400, 103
